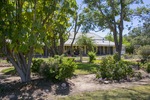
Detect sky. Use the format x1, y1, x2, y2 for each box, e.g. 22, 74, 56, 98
76, 0, 150, 37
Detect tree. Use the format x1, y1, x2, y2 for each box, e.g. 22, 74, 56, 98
76, 34, 95, 62
69, 5, 84, 56
127, 6, 150, 46
82, 0, 143, 60
105, 33, 114, 42
0, 0, 77, 82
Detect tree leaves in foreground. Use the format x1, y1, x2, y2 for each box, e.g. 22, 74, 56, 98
0, 0, 77, 82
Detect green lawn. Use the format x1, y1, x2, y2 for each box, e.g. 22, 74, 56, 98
1, 62, 99, 75
58, 85, 150, 100
1, 67, 16, 75
74, 63, 99, 75
34, 57, 100, 75
0, 58, 9, 63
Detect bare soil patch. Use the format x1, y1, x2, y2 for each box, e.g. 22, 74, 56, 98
0, 67, 150, 100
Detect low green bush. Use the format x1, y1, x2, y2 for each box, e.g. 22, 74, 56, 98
113, 52, 120, 62
136, 45, 150, 59
56, 58, 76, 80
34, 56, 77, 81
123, 60, 137, 66
88, 51, 96, 63
147, 63, 150, 73
31, 59, 44, 73
112, 61, 133, 80
123, 54, 133, 59
97, 56, 134, 81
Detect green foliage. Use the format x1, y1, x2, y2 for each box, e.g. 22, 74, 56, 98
125, 45, 134, 54
147, 63, 150, 73
97, 56, 134, 81
88, 51, 96, 63
58, 85, 150, 100
1, 67, 16, 75
128, 12, 150, 47
0, 0, 77, 82
54, 54, 64, 63
31, 59, 44, 73
76, 35, 95, 52
112, 61, 133, 81
113, 52, 120, 62
33, 56, 76, 81
105, 33, 114, 42
76, 63, 99, 74
123, 60, 137, 66
123, 54, 133, 59
136, 45, 150, 59
97, 56, 114, 79
56, 58, 76, 80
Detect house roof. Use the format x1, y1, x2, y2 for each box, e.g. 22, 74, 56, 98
64, 32, 115, 46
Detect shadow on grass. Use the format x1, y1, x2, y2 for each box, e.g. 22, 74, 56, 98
76, 63, 99, 73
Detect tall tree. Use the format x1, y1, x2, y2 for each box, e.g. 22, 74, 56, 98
68, 4, 85, 56
82, 0, 143, 60
127, 5, 150, 46
0, 0, 77, 82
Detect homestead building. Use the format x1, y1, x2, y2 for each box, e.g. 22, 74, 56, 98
64, 33, 125, 55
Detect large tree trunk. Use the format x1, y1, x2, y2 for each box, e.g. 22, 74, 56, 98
113, 28, 122, 60
2, 42, 33, 82
111, 0, 124, 60
8, 51, 33, 82
116, 0, 124, 60
10, 51, 32, 82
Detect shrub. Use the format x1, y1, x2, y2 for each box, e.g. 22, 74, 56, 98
31, 59, 44, 73
56, 58, 76, 80
112, 61, 133, 81
147, 63, 150, 73
88, 51, 96, 63
123, 54, 133, 59
97, 56, 114, 79
113, 52, 120, 62
123, 60, 137, 66
39, 56, 76, 81
97, 56, 134, 81
54, 54, 64, 63
136, 45, 150, 59
125, 45, 134, 54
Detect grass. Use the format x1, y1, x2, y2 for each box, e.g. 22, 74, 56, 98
0, 58, 9, 64
34, 57, 100, 75
1, 62, 99, 75
1, 67, 16, 75
58, 85, 150, 100
74, 63, 99, 75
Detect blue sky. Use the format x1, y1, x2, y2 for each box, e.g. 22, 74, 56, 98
76, 0, 150, 37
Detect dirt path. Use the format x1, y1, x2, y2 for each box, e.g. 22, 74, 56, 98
69, 74, 150, 95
